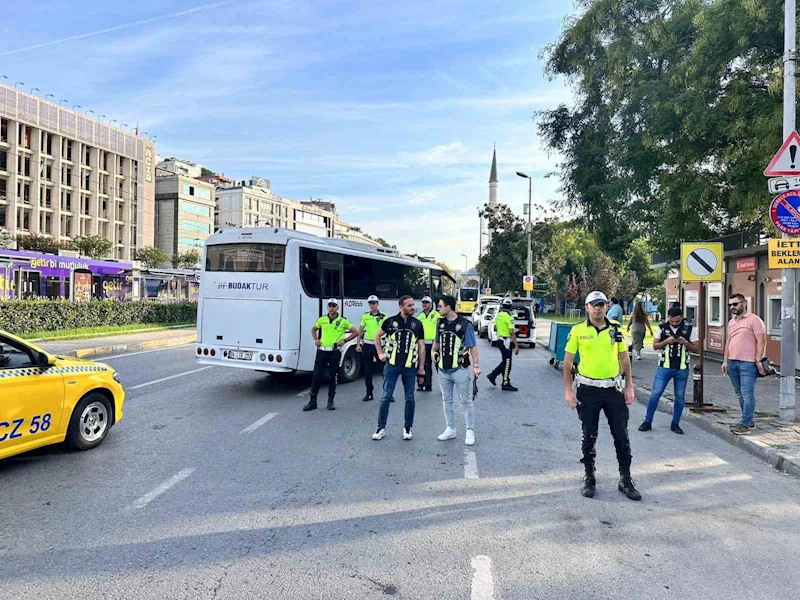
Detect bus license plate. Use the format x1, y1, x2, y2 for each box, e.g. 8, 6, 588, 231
228, 350, 253, 361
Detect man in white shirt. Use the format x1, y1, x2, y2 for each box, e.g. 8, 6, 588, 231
638, 307, 699, 435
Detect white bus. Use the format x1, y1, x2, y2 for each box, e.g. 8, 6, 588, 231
195, 228, 454, 382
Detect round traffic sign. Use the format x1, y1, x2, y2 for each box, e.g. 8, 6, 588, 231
523, 276, 532, 283
770, 192, 800, 235
685, 248, 718, 278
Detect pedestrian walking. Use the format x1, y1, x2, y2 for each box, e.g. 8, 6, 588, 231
722, 294, 767, 435
534, 301, 541, 319
626, 301, 653, 360
431, 295, 481, 446
607, 297, 623, 323
372, 296, 426, 441
418, 295, 440, 392
487, 298, 519, 391
303, 299, 360, 412
563, 291, 640, 501
638, 306, 699, 434
356, 295, 387, 402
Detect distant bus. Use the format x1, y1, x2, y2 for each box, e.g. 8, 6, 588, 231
456, 272, 480, 315
0, 249, 133, 301
195, 228, 454, 381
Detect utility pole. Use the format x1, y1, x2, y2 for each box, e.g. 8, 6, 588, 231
781, 0, 797, 423
516, 171, 533, 299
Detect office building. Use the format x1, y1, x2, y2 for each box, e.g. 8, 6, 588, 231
154, 173, 215, 259
215, 177, 291, 230
156, 157, 202, 179
0, 84, 155, 260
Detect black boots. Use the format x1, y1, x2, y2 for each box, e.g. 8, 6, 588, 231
582, 466, 596, 498
618, 473, 642, 501
327, 399, 336, 410
501, 383, 518, 391
487, 373, 497, 386
302, 399, 317, 411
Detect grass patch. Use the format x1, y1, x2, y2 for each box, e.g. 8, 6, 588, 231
22, 322, 194, 342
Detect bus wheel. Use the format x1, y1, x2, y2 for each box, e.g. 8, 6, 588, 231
339, 348, 360, 383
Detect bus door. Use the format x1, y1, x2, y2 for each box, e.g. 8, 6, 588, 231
319, 252, 344, 314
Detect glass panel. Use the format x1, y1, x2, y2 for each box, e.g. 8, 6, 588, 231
206, 243, 285, 273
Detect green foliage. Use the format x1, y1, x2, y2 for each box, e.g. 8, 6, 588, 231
0, 300, 197, 335
179, 249, 201, 269
16, 233, 60, 253
73, 235, 113, 259
134, 246, 168, 269
477, 204, 528, 293
0, 228, 13, 249
538, 0, 784, 259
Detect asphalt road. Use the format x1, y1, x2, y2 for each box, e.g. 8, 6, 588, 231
2, 338, 800, 599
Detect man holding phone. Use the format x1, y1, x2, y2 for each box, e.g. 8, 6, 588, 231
638, 307, 700, 434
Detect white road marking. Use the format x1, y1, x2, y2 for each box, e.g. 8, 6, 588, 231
470, 555, 494, 600
128, 366, 212, 390
241, 412, 278, 434
100, 344, 193, 360
132, 468, 195, 509
464, 449, 479, 479
297, 387, 312, 397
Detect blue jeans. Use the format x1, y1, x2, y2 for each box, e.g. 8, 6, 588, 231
645, 367, 689, 424
440, 368, 474, 430
378, 364, 416, 429
728, 360, 758, 426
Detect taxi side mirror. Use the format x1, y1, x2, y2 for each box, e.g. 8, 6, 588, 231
37, 352, 55, 368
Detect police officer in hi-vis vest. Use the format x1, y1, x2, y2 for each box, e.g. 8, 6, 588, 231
303, 298, 359, 412
356, 295, 387, 402
638, 306, 699, 435
487, 298, 519, 391
563, 291, 641, 501
418, 295, 441, 392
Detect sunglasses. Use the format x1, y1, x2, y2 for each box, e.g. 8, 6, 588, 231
728, 302, 741, 308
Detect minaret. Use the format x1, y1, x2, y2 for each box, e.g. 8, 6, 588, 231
481, 145, 498, 253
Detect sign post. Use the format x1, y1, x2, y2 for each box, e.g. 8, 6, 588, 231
681, 243, 725, 412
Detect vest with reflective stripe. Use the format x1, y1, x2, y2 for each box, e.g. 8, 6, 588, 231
437, 316, 469, 370
658, 321, 693, 370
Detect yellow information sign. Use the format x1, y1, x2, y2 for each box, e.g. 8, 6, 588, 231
523, 275, 533, 291
768, 238, 800, 268
681, 242, 724, 282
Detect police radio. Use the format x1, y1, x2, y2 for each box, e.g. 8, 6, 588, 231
609, 324, 623, 345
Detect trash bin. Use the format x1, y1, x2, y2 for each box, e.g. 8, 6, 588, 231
548, 322, 579, 369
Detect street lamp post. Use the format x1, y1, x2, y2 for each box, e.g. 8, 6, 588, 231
45, 94, 55, 102
516, 171, 533, 298
30, 87, 39, 95
59, 99, 68, 106
73, 105, 81, 111
14, 81, 24, 89
461, 253, 468, 273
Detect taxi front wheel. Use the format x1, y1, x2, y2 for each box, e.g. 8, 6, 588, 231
66, 393, 113, 451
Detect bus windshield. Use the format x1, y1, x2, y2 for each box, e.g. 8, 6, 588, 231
459, 288, 478, 302
205, 243, 285, 273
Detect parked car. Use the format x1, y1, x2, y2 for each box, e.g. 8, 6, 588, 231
477, 303, 500, 338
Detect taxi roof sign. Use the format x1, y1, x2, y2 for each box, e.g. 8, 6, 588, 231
681, 242, 724, 282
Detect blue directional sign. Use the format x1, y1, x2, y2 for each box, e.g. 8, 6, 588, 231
770, 191, 800, 235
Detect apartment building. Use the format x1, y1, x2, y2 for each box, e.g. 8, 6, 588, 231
0, 84, 155, 260
156, 157, 202, 178
334, 220, 379, 246
154, 173, 216, 258
215, 178, 291, 230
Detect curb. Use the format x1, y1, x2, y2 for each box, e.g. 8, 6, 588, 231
64, 333, 197, 359
632, 384, 800, 479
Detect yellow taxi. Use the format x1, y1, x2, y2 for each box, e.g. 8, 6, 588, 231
0, 329, 125, 461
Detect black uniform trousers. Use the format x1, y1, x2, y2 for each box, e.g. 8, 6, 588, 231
422, 342, 434, 390
490, 339, 513, 385
576, 384, 632, 473
361, 343, 381, 396
310, 349, 341, 402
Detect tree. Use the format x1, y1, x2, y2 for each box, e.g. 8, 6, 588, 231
16, 233, 59, 253
200, 167, 214, 177
375, 237, 391, 248
134, 246, 168, 269
72, 235, 113, 259
179, 249, 201, 269
538, 0, 784, 260
0, 228, 13, 249
577, 255, 619, 302
477, 204, 528, 294
617, 270, 640, 311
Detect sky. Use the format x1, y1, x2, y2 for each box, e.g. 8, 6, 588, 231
0, 0, 575, 271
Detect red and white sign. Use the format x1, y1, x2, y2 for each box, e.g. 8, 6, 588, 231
764, 131, 800, 176
735, 257, 757, 272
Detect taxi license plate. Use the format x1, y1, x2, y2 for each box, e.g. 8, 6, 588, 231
228, 350, 253, 361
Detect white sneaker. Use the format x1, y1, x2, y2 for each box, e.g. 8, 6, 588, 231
635, 355, 642, 361
437, 427, 457, 441
465, 429, 475, 446
402, 427, 413, 440
372, 428, 386, 440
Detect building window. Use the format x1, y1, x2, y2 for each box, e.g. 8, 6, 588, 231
0, 178, 6, 201
181, 200, 211, 218
180, 237, 206, 249
19, 125, 31, 149
18, 155, 31, 177
180, 220, 210, 235
0, 206, 5, 228
0, 118, 7, 143
0, 150, 6, 172
45, 187, 52, 208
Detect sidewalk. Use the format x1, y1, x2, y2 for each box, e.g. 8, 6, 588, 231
536, 319, 800, 478
36, 327, 196, 359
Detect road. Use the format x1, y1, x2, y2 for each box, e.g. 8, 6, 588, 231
2, 338, 800, 599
